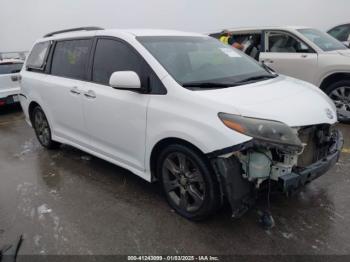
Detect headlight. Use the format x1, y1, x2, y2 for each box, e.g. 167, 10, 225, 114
218, 113, 302, 148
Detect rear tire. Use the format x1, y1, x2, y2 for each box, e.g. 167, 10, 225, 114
157, 144, 220, 221
32, 106, 60, 149
325, 80, 350, 122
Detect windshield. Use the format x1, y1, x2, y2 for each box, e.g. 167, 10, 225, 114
298, 28, 347, 51
137, 36, 273, 88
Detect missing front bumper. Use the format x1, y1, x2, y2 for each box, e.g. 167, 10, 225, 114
279, 130, 343, 193
211, 128, 343, 218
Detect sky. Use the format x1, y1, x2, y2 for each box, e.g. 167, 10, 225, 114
0, 0, 348, 52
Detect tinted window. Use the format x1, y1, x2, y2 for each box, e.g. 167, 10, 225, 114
92, 39, 143, 85
0, 63, 23, 75
51, 39, 92, 80
26, 42, 50, 70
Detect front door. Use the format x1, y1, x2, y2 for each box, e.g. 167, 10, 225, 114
260, 31, 318, 84
82, 38, 150, 171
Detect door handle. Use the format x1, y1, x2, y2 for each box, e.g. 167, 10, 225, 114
70, 87, 81, 95
11, 75, 21, 82
84, 90, 96, 99
301, 54, 308, 58
262, 59, 274, 64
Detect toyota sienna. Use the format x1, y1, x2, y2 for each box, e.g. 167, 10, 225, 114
20, 27, 343, 221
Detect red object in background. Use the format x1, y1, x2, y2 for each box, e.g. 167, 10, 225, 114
232, 42, 244, 51
0, 100, 6, 106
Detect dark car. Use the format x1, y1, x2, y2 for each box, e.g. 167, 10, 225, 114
328, 23, 350, 48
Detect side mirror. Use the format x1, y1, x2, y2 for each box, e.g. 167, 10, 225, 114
109, 71, 141, 90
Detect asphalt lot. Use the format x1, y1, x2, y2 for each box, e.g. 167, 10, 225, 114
1, 104, 350, 256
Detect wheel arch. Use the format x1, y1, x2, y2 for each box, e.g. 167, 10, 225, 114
28, 101, 41, 125
319, 72, 350, 92
149, 137, 208, 181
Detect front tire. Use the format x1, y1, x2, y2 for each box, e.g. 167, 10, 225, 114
325, 80, 350, 122
32, 106, 60, 149
157, 144, 220, 221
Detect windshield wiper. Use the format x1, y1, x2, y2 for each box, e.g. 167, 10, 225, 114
182, 75, 277, 88
261, 62, 277, 74
182, 82, 234, 88
235, 74, 277, 84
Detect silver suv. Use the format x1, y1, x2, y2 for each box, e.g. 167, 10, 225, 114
211, 26, 350, 121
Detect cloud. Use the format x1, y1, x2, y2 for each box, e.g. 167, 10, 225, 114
0, 0, 348, 51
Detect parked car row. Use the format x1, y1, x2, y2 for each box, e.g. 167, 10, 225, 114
17, 27, 343, 224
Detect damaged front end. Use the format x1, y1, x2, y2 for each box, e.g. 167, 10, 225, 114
211, 123, 343, 218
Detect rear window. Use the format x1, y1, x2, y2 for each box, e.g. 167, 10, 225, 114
26, 42, 51, 70
0, 63, 23, 75
51, 39, 92, 80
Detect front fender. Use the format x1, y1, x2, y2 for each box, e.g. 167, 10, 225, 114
144, 111, 252, 174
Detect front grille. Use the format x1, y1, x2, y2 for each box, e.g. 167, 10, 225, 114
297, 124, 333, 168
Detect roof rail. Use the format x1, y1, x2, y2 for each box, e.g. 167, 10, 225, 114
44, 27, 104, 38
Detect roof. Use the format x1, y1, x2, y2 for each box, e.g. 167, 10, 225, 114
110, 29, 205, 37
40, 28, 206, 42
327, 23, 350, 32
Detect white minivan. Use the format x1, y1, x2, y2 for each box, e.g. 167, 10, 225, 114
20, 27, 343, 220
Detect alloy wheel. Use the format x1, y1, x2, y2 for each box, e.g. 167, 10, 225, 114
162, 152, 206, 213
34, 109, 51, 146
329, 86, 350, 121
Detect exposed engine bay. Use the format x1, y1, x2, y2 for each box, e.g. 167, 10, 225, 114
211, 124, 343, 219
236, 124, 339, 188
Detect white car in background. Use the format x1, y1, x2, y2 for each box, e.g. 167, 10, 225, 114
20, 27, 342, 222
0, 59, 23, 106
211, 26, 350, 121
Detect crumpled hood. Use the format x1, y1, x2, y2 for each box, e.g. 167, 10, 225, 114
195, 75, 337, 127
